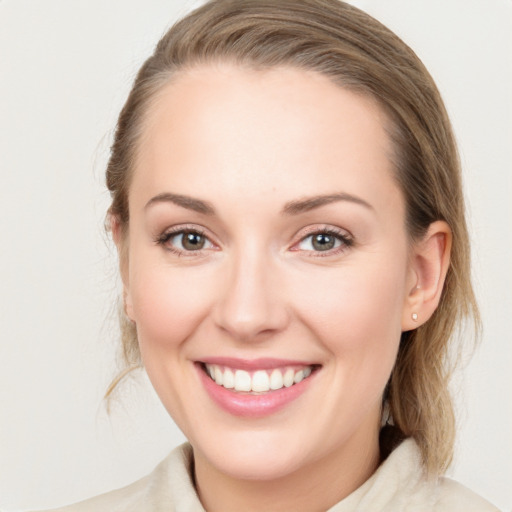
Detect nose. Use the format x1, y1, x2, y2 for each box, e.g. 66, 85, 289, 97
213, 247, 290, 342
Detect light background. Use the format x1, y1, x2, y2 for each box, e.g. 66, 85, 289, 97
0, 0, 510, 510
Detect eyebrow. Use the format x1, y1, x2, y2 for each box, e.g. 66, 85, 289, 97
282, 193, 373, 215
145, 192, 216, 215
144, 191, 373, 216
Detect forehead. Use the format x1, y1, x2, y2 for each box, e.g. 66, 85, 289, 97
131, 64, 401, 215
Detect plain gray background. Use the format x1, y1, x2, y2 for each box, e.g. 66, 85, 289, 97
0, 0, 511, 510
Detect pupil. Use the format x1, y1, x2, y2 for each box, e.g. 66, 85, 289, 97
312, 233, 334, 251
183, 232, 205, 250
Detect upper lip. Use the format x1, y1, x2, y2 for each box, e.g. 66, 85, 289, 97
197, 357, 319, 371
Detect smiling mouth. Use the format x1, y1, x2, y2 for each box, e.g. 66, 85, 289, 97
201, 363, 319, 394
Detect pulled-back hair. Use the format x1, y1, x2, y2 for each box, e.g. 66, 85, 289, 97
106, 0, 479, 476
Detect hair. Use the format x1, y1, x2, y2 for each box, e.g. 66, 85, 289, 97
105, 0, 479, 477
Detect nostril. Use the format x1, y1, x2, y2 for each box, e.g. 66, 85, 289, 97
213, 299, 289, 342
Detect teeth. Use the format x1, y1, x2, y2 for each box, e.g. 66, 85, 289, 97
283, 368, 294, 387
269, 369, 283, 390
252, 370, 270, 392
214, 366, 223, 386
234, 370, 252, 392
223, 368, 235, 389
205, 364, 314, 393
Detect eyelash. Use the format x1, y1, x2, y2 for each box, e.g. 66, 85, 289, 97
292, 227, 354, 257
154, 225, 354, 257
154, 225, 214, 257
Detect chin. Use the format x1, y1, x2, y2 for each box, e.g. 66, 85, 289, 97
201, 443, 309, 481
189, 423, 332, 482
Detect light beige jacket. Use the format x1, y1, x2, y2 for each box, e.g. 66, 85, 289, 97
36, 439, 500, 512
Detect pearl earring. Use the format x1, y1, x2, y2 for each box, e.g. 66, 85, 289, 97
412, 312, 418, 321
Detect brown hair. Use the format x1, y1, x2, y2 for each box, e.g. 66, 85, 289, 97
105, 0, 479, 476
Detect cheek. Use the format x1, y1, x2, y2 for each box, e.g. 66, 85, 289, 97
128, 258, 216, 351
292, 256, 407, 373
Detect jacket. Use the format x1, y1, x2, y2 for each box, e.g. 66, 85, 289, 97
35, 439, 500, 512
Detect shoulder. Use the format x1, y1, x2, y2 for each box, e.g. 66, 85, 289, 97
387, 440, 501, 512
434, 477, 501, 512
30, 443, 204, 512
392, 439, 501, 512
330, 438, 501, 512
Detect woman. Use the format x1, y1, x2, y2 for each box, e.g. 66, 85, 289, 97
34, 0, 500, 510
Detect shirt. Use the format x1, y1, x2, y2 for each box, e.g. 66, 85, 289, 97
35, 439, 501, 512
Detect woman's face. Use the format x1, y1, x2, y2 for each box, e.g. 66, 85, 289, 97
124, 65, 415, 482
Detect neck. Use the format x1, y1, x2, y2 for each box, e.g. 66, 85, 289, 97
193, 430, 381, 512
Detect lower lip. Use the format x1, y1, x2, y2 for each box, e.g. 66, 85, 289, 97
196, 364, 316, 418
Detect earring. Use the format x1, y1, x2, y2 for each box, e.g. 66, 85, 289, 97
381, 401, 394, 426
411, 312, 418, 321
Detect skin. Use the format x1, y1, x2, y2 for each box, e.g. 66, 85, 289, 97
116, 65, 451, 512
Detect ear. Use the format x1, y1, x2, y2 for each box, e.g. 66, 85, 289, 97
402, 221, 452, 331
110, 214, 135, 322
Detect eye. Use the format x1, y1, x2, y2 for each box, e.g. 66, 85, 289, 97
172, 231, 211, 251
299, 232, 340, 251
156, 228, 215, 253
294, 228, 353, 255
